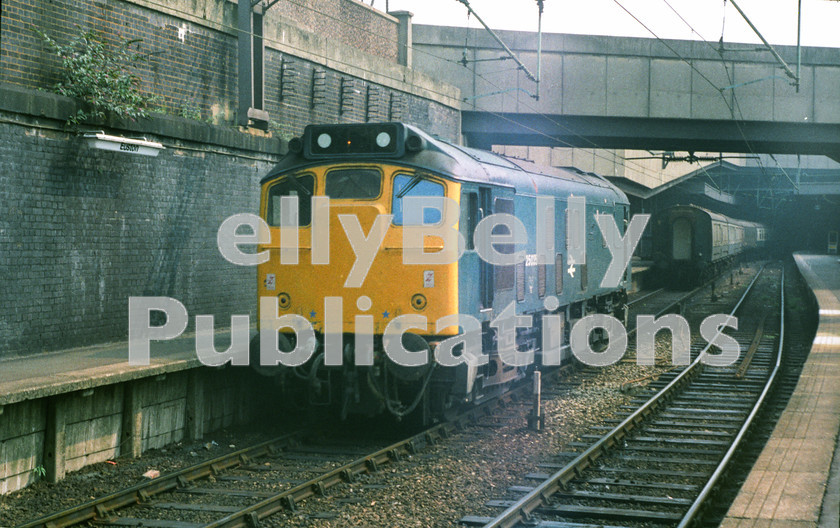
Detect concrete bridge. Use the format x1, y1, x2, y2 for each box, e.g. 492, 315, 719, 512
412, 25, 840, 160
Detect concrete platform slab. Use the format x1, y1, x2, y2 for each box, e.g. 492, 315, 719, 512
0, 331, 234, 407
722, 254, 840, 528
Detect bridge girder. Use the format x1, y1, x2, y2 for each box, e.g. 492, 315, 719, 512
461, 112, 840, 162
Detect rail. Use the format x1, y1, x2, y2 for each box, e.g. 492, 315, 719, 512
481, 264, 768, 528
16, 376, 526, 528
677, 266, 784, 527
15, 433, 302, 528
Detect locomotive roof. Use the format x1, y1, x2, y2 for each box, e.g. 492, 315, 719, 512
263, 123, 629, 206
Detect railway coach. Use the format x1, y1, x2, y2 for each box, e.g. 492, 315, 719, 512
651, 204, 766, 287
250, 122, 632, 422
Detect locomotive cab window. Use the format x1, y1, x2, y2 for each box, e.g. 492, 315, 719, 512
325, 168, 381, 199
266, 174, 315, 226
391, 174, 445, 225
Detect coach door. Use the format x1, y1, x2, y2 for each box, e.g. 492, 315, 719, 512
672, 217, 692, 260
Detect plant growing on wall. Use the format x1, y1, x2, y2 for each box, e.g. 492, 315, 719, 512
34, 27, 160, 127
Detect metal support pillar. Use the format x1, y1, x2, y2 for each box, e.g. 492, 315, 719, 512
238, 1, 269, 129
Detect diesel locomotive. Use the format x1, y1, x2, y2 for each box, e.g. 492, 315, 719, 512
651, 204, 766, 287
250, 122, 632, 422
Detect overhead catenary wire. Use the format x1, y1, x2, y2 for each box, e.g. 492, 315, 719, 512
265, 0, 669, 181
284, 0, 688, 180
610, 0, 795, 191
728, 0, 799, 86
454, 0, 539, 85
621, 0, 807, 204
124, 0, 751, 185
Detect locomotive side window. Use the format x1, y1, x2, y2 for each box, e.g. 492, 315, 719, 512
462, 192, 478, 250
266, 174, 315, 226
494, 198, 515, 291
391, 174, 444, 225
325, 168, 381, 199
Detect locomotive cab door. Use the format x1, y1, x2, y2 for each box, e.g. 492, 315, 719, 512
459, 185, 494, 314
479, 187, 494, 310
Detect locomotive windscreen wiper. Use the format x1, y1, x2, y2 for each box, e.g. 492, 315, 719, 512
286, 175, 312, 196
395, 172, 428, 198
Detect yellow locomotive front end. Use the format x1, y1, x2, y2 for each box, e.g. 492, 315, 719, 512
257, 163, 460, 334
252, 123, 462, 420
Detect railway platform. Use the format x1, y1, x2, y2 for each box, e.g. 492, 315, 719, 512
0, 329, 265, 494
722, 253, 840, 528
0, 333, 202, 408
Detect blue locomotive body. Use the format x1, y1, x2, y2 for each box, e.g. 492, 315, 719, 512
255, 122, 632, 420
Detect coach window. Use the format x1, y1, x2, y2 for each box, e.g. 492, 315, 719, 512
266, 174, 315, 226
325, 168, 381, 199
392, 174, 445, 225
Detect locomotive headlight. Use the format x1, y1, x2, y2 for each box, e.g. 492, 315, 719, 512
316, 133, 332, 149
277, 292, 291, 309
411, 294, 427, 311
375, 131, 392, 148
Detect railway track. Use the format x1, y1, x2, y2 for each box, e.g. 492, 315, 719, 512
15, 378, 533, 528
15, 265, 774, 528
625, 265, 751, 329
463, 263, 785, 528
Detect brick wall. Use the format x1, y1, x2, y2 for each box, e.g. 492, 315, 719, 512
0, 88, 453, 357
264, 51, 460, 141
0, 0, 458, 138
268, 0, 399, 61
0, 93, 276, 355
0, 0, 459, 356
1, 0, 237, 119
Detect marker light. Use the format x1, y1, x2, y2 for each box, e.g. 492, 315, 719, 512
304, 123, 406, 158
317, 133, 332, 149
277, 292, 291, 309
411, 294, 427, 311
376, 131, 392, 148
